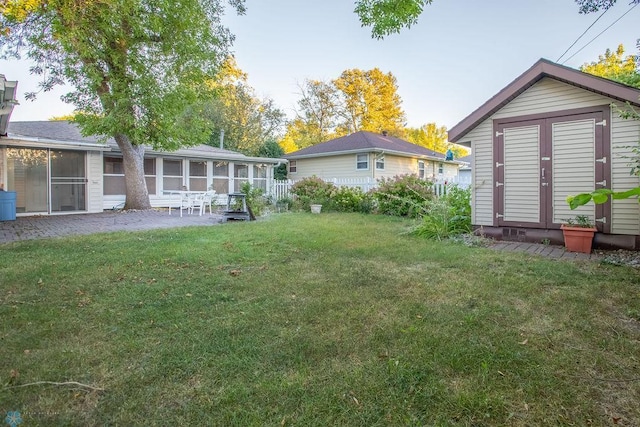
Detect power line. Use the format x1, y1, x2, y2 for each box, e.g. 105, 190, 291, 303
557, 7, 610, 62
562, 3, 639, 64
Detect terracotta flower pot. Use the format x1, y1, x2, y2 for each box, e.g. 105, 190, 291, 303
561, 224, 597, 254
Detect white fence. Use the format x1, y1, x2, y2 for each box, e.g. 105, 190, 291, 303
269, 176, 470, 201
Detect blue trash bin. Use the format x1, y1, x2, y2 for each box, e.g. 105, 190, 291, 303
0, 191, 17, 221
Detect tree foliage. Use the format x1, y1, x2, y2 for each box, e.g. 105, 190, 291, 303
404, 123, 465, 156
281, 67, 406, 151
334, 68, 406, 136
580, 44, 640, 88
199, 57, 286, 156
1, 0, 245, 209
575, 0, 640, 13
354, 0, 432, 39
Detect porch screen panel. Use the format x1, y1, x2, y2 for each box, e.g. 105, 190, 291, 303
552, 120, 595, 224
503, 125, 540, 223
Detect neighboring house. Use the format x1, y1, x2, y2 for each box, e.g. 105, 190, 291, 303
0, 121, 285, 216
448, 58, 640, 249
456, 153, 473, 184
284, 131, 461, 184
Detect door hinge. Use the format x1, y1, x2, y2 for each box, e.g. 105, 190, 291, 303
596, 120, 607, 127
596, 217, 607, 224
495, 131, 504, 137
495, 181, 504, 187
496, 213, 504, 219
596, 157, 607, 164
541, 182, 549, 187
595, 180, 607, 187
541, 157, 550, 161
495, 162, 504, 168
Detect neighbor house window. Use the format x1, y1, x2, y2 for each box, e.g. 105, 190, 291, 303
438, 162, 444, 174
189, 160, 207, 191
418, 160, 425, 179
212, 161, 229, 194
375, 154, 385, 170
163, 159, 183, 191
356, 154, 368, 170
289, 160, 297, 173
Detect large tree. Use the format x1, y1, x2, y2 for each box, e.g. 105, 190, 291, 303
0, 0, 245, 209
200, 57, 286, 156
580, 44, 640, 88
333, 68, 406, 136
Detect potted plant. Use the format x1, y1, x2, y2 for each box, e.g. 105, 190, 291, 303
561, 215, 597, 253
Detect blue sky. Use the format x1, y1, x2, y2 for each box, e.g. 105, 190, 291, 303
1, 0, 638, 130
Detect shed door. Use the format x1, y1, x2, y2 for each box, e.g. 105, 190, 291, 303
495, 110, 610, 232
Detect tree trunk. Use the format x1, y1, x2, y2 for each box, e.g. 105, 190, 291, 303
115, 133, 152, 210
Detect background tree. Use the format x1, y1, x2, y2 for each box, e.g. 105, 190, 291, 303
404, 123, 448, 153
1, 0, 245, 209
333, 68, 406, 137
580, 44, 640, 88
257, 139, 287, 179
197, 57, 286, 156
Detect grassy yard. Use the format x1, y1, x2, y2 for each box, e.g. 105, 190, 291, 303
1, 213, 639, 426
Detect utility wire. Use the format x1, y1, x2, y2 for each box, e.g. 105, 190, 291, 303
562, 3, 639, 64
556, 7, 610, 62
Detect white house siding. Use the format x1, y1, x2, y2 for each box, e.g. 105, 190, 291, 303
465, 120, 493, 226
86, 150, 104, 213
375, 155, 415, 179
492, 78, 611, 119
293, 154, 374, 180
611, 111, 640, 234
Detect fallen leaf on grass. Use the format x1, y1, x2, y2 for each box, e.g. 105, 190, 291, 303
229, 269, 241, 276
519, 339, 528, 345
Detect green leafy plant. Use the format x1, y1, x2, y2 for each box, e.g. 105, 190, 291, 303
564, 214, 594, 228
240, 182, 267, 217
372, 174, 434, 217
330, 186, 370, 213
290, 176, 336, 211
412, 185, 471, 240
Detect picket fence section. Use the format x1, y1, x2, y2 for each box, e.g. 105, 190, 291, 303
269, 176, 470, 201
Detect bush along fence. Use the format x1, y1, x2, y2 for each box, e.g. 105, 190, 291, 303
269, 175, 470, 201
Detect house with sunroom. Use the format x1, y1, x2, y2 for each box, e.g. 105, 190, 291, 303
284, 131, 462, 185
0, 121, 285, 216
448, 58, 640, 249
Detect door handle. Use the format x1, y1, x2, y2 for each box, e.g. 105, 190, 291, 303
541, 168, 545, 179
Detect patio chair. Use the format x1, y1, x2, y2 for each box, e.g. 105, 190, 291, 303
189, 192, 206, 216
202, 190, 216, 215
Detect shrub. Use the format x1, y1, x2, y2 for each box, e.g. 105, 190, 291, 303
372, 174, 434, 218
413, 184, 472, 240
240, 182, 268, 217
331, 186, 366, 212
290, 176, 336, 211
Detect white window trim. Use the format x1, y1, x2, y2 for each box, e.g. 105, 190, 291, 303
356, 153, 369, 170
289, 160, 297, 174
375, 153, 385, 170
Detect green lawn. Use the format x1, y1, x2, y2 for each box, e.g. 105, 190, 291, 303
1, 213, 639, 426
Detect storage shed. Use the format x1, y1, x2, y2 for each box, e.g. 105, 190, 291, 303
448, 59, 640, 249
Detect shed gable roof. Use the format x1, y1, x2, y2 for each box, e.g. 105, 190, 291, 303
284, 131, 446, 160
448, 58, 640, 143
